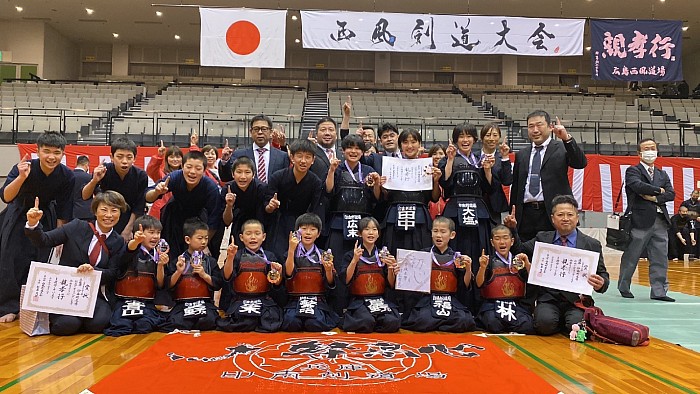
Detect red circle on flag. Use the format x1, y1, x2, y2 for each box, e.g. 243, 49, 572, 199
226, 20, 260, 55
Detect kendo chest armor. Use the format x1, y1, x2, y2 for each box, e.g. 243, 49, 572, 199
331, 174, 370, 213
286, 265, 325, 296
431, 265, 458, 294
115, 256, 157, 300
174, 273, 210, 300
350, 262, 386, 296
481, 266, 526, 300
234, 259, 270, 295
451, 155, 481, 198
388, 190, 426, 205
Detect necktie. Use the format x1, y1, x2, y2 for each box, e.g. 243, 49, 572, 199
89, 233, 107, 266
257, 147, 267, 183
326, 148, 335, 161
560, 235, 568, 248
648, 167, 654, 181
529, 145, 544, 197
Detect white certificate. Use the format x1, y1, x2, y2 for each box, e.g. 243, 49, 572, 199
395, 248, 432, 293
22, 261, 102, 318
528, 242, 598, 296
382, 157, 433, 191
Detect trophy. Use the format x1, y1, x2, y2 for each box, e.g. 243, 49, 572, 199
267, 264, 281, 282
365, 174, 375, 187
512, 256, 525, 270
191, 251, 202, 266
379, 246, 390, 259
157, 239, 169, 253
322, 249, 333, 263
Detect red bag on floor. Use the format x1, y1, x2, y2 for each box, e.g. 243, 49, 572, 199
584, 306, 650, 346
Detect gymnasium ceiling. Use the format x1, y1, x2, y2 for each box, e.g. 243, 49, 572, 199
0, 0, 698, 52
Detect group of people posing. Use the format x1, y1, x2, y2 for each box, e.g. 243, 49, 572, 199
0, 104, 615, 339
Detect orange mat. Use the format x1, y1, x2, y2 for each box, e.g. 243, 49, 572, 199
90, 332, 558, 394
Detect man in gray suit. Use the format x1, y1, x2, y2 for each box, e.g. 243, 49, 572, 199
510, 110, 587, 242
618, 138, 676, 302
507, 194, 609, 335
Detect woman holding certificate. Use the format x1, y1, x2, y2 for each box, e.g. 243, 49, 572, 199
381, 129, 442, 255
24, 191, 127, 335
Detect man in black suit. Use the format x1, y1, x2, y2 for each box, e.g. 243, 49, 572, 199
72, 155, 93, 220
618, 138, 676, 302
218, 114, 290, 183
510, 110, 587, 241
507, 195, 609, 335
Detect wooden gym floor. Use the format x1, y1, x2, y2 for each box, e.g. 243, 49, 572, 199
1, 254, 699, 394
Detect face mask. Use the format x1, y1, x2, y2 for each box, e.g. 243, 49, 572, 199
641, 150, 657, 164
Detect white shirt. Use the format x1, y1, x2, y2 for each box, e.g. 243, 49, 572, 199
252, 142, 272, 180
523, 136, 552, 203
88, 225, 113, 266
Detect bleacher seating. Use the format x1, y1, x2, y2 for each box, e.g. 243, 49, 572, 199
0, 81, 143, 142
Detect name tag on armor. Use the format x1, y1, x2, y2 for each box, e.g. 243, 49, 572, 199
121, 300, 145, 317
457, 201, 478, 227
364, 297, 392, 315
431, 294, 452, 319
297, 296, 318, 317
183, 300, 207, 317
343, 214, 362, 240
495, 300, 518, 322
396, 204, 417, 231
238, 299, 263, 316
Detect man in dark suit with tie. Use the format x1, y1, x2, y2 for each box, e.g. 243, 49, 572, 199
72, 155, 94, 220
510, 110, 587, 242
218, 115, 290, 183
618, 138, 676, 302
507, 194, 609, 335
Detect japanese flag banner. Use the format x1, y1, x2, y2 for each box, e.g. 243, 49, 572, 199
200, 8, 287, 68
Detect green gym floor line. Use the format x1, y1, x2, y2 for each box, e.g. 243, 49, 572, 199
594, 280, 700, 352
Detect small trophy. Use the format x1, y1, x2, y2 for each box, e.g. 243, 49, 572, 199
379, 246, 390, 259
512, 256, 525, 270
267, 264, 280, 282
365, 174, 375, 187
322, 249, 333, 262
191, 251, 202, 266
158, 239, 169, 253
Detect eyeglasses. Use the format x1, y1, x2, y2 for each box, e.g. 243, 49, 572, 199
251, 126, 271, 133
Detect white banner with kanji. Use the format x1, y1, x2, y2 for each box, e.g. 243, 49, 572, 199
301, 11, 584, 56
200, 8, 287, 68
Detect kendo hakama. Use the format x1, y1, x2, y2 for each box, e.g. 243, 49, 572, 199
0, 160, 74, 317
341, 249, 400, 333
439, 155, 494, 314
104, 248, 165, 336
160, 252, 223, 332
401, 248, 476, 333
280, 252, 339, 332
477, 255, 533, 334
381, 189, 433, 256
325, 164, 376, 315
216, 250, 284, 333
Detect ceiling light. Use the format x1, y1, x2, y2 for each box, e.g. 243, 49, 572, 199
15, 6, 23, 12
85, 8, 94, 15
174, 34, 181, 40
291, 15, 298, 21
295, 39, 300, 43
112, 33, 119, 38
683, 26, 689, 31
155, 11, 163, 17
659, 0, 665, 2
